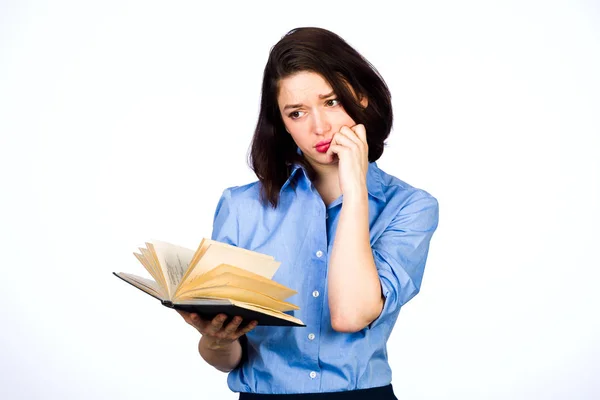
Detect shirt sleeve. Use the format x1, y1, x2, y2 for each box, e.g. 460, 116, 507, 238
368, 190, 439, 329
211, 188, 239, 246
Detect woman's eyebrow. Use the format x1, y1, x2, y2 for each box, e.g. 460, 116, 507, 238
283, 91, 336, 111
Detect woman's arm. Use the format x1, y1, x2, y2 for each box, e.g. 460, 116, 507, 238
329, 187, 439, 333
199, 335, 242, 373
328, 190, 384, 333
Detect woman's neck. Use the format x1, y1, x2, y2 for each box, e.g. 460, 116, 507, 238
311, 163, 342, 206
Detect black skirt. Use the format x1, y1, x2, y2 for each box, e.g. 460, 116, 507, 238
238, 384, 398, 400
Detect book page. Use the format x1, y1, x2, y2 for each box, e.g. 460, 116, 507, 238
115, 272, 167, 299
175, 297, 233, 305
230, 300, 305, 326
183, 239, 275, 284
176, 270, 297, 301
177, 285, 298, 312
139, 247, 160, 276
183, 243, 280, 285
140, 246, 173, 295
179, 238, 210, 286
133, 251, 163, 289
176, 263, 296, 298
146, 240, 195, 299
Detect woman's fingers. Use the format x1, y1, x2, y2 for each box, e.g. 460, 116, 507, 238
205, 314, 228, 335
333, 132, 359, 149
349, 124, 367, 143
177, 310, 197, 326
326, 124, 367, 157
223, 316, 242, 333
221, 317, 260, 338
190, 313, 211, 331
177, 310, 209, 332
177, 311, 259, 339
238, 320, 259, 336
326, 133, 354, 158
338, 125, 364, 147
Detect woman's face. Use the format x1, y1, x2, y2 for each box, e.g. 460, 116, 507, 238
277, 71, 367, 168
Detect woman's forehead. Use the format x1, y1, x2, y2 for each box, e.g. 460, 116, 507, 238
277, 71, 359, 108
278, 72, 332, 99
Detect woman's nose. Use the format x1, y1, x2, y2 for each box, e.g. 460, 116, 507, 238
311, 109, 331, 135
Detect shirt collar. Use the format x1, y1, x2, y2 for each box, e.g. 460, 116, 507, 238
281, 149, 386, 202
280, 162, 305, 194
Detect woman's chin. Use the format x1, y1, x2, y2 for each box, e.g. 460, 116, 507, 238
320, 152, 339, 165
305, 152, 339, 167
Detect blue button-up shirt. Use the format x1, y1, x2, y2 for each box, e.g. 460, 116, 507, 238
210, 161, 439, 395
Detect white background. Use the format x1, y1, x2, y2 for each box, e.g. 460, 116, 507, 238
1, 1, 599, 399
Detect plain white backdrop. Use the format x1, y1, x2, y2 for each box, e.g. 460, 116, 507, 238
1, 1, 598, 399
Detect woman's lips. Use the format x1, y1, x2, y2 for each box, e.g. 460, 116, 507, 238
315, 140, 332, 153
316, 144, 330, 153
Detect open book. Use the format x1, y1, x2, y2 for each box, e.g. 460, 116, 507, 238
113, 238, 305, 327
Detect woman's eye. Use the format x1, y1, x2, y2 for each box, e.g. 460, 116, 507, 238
288, 100, 339, 120
289, 111, 303, 119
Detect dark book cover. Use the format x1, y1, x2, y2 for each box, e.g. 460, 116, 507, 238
113, 272, 305, 327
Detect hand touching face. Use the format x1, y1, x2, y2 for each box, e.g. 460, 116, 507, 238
325, 124, 369, 197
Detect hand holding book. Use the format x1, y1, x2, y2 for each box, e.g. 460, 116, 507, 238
177, 310, 257, 350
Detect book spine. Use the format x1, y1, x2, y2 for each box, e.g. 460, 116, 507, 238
162, 300, 174, 308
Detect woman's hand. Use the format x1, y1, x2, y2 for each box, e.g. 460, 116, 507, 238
326, 124, 369, 198
177, 310, 258, 350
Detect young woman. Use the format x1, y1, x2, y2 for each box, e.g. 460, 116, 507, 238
177, 27, 439, 399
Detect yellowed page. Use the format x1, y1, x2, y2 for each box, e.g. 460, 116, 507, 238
116, 272, 168, 299
146, 240, 195, 299
230, 300, 304, 326
179, 238, 210, 286
133, 252, 163, 289
183, 243, 280, 285
138, 247, 160, 276
177, 285, 298, 312
192, 263, 283, 286
176, 270, 296, 301
140, 246, 168, 293
176, 263, 295, 298
183, 239, 276, 285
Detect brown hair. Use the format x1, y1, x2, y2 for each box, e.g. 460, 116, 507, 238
248, 27, 393, 208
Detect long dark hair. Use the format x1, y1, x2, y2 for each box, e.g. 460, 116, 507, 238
248, 27, 393, 208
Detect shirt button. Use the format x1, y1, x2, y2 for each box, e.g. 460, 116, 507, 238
312, 290, 320, 298
310, 371, 317, 379
325, 214, 329, 219
316, 250, 323, 258
308, 333, 315, 340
